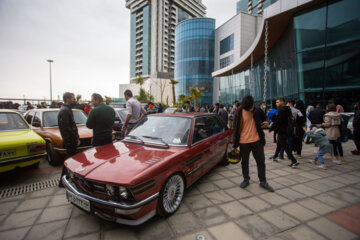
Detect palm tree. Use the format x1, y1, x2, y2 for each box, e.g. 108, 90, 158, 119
134, 75, 145, 88
189, 87, 205, 112
178, 94, 187, 104
169, 78, 179, 106
76, 94, 82, 103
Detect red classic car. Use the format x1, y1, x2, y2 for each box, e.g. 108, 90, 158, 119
62, 113, 232, 226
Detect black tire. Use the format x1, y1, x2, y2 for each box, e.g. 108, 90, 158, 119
47, 142, 62, 166
157, 173, 185, 218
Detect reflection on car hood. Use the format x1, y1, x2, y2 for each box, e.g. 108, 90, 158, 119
64, 141, 184, 185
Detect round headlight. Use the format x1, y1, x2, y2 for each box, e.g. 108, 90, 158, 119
119, 186, 128, 199
106, 184, 115, 196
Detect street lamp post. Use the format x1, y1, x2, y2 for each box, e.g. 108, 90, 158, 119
47, 59, 54, 102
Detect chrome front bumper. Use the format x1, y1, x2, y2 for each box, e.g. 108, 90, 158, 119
62, 175, 159, 225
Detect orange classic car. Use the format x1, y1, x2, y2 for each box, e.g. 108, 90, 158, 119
24, 109, 93, 165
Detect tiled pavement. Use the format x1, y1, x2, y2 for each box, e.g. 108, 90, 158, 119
1, 139, 360, 240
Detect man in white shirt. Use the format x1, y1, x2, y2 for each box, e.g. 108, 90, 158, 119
121, 90, 147, 136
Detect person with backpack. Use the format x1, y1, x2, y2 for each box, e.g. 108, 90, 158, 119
337, 104, 350, 144
293, 100, 306, 157
269, 98, 299, 168
322, 104, 343, 164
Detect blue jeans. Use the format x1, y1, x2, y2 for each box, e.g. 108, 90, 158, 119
314, 149, 326, 165
280, 136, 293, 158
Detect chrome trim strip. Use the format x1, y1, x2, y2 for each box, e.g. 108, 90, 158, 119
62, 175, 159, 209
54, 146, 91, 151
0, 153, 46, 167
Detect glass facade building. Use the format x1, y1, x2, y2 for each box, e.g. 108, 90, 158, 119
175, 18, 215, 106
220, 0, 360, 110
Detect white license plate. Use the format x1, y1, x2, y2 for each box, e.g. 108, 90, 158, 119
0, 150, 15, 158
66, 190, 90, 212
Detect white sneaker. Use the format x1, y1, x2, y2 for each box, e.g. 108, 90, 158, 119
317, 164, 327, 169
333, 160, 342, 165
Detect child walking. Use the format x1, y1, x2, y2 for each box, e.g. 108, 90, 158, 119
305, 126, 333, 169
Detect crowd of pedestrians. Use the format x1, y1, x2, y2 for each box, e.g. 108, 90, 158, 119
4, 91, 359, 193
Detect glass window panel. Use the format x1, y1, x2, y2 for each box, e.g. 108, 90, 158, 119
294, 5, 326, 52
327, 0, 360, 46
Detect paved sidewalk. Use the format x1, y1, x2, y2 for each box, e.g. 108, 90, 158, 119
0, 138, 360, 240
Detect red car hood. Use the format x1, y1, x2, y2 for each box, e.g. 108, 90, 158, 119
65, 141, 185, 186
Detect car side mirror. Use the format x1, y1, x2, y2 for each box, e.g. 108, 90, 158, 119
32, 121, 41, 128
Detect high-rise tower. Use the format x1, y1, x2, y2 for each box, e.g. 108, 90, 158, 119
125, 0, 206, 81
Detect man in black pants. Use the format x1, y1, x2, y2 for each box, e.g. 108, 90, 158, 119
233, 95, 274, 192
270, 98, 299, 168
58, 92, 79, 187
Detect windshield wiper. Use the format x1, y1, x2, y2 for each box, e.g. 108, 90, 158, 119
126, 135, 144, 144
142, 136, 169, 147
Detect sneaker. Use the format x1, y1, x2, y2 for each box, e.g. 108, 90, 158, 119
269, 156, 278, 162
317, 164, 327, 169
288, 162, 299, 168
259, 182, 274, 192
240, 180, 250, 189
297, 155, 302, 159
309, 160, 316, 164
333, 159, 342, 165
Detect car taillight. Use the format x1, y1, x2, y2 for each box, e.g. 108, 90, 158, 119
28, 143, 46, 153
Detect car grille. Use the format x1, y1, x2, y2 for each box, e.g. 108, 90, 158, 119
79, 138, 92, 147
71, 175, 112, 200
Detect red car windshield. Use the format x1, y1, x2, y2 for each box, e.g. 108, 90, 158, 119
127, 116, 191, 146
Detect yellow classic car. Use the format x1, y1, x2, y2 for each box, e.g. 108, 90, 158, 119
0, 109, 46, 173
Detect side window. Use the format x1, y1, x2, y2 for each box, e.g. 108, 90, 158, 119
192, 117, 211, 144
33, 112, 41, 126
208, 116, 225, 136
25, 111, 34, 125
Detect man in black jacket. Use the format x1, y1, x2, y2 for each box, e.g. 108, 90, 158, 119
308, 103, 325, 126
270, 98, 299, 168
58, 92, 79, 187
352, 102, 360, 155
233, 95, 274, 192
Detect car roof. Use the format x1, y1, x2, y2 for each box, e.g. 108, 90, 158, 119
151, 112, 216, 118
25, 108, 82, 112
0, 109, 21, 113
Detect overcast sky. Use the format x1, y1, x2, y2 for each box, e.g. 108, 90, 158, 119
0, 0, 237, 101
